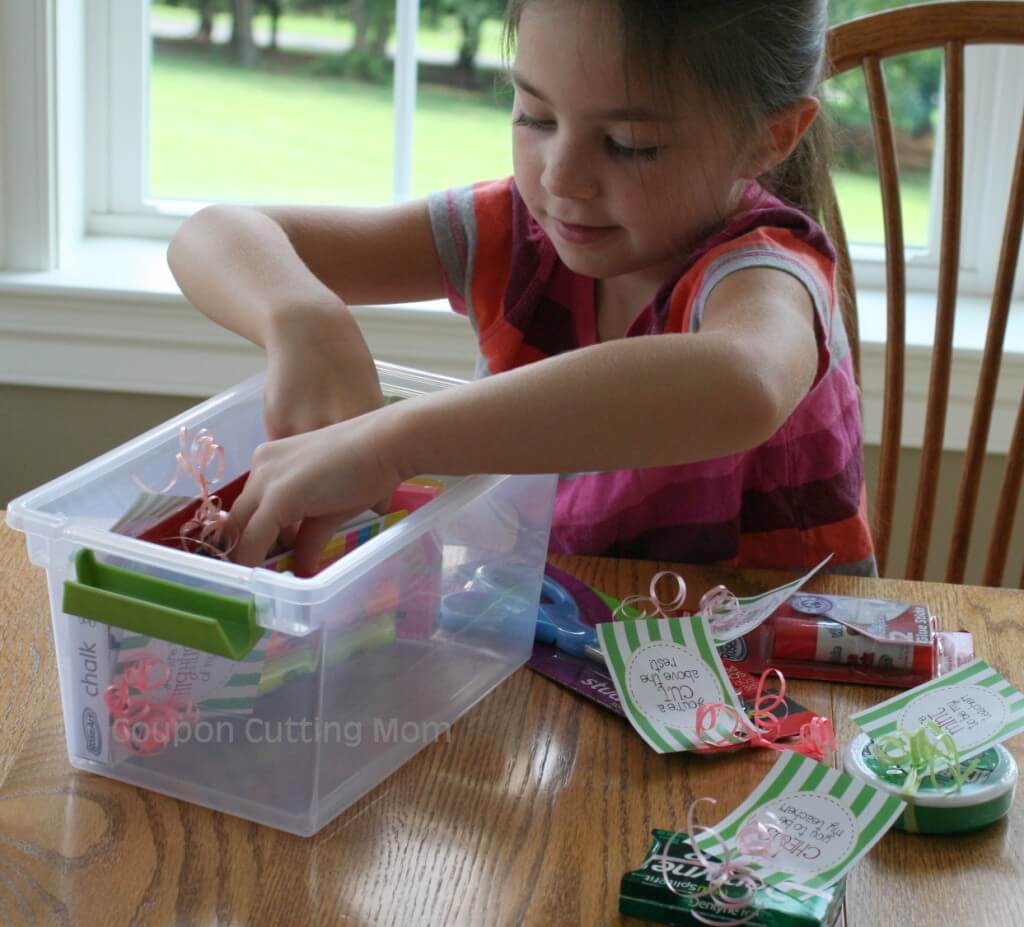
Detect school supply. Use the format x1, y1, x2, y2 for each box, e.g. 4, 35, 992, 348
716, 591, 975, 689
843, 658, 1024, 834
261, 510, 410, 574
512, 564, 827, 748
844, 731, 1017, 835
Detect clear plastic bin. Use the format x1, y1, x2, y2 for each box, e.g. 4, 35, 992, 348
5, 364, 557, 835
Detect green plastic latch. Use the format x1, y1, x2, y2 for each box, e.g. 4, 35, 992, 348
63, 549, 261, 660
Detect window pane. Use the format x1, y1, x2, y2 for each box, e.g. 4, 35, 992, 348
828, 1, 941, 248
411, 11, 511, 196
148, 0, 395, 206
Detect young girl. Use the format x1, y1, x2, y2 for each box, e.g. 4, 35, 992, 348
168, 0, 876, 579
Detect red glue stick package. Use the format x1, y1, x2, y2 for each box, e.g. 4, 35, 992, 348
718, 592, 975, 688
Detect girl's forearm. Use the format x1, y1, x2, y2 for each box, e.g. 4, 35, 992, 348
167, 204, 353, 348
382, 334, 785, 479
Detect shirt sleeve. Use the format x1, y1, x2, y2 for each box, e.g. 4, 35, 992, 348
426, 178, 516, 334
684, 227, 840, 390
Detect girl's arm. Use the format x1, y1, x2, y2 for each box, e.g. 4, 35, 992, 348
167, 200, 445, 439
167, 199, 446, 346
225, 267, 819, 572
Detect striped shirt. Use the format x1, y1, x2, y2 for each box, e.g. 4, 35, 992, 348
428, 177, 876, 575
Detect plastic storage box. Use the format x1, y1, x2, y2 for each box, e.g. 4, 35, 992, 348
6, 363, 557, 836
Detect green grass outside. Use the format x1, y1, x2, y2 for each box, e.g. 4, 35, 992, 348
150, 46, 512, 203
151, 3, 506, 59
150, 42, 931, 245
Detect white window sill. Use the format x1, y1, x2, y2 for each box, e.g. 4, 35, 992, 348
0, 236, 1021, 453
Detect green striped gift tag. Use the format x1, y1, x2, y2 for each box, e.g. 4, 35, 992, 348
113, 631, 268, 715
851, 657, 1024, 763
597, 615, 745, 754
694, 752, 906, 897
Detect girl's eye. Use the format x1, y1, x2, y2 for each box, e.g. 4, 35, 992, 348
605, 137, 661, 161
513, 113, 554, 131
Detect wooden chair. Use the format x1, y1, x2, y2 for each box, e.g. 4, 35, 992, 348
823, 1, 1024, 586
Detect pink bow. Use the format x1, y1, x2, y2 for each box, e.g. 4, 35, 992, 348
696, 668, 837, 762
135, 425, 234, 556
654, 797, 781, 925
103, 654, 199, 756
613, 572, 739, 622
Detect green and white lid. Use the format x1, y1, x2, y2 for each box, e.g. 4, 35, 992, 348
844, 732, 1018, 833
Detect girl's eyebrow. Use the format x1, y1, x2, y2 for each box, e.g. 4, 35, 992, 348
509, 69, 668, 122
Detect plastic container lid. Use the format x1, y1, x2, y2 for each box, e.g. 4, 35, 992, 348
844, 731, 1018, 834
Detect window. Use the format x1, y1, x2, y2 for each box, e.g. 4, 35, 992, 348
827, 0, 1024, 298
2, 0, 1021, 301
93, 0, 514, 224
829, 0, 943, 252
73, 0, 1022, 300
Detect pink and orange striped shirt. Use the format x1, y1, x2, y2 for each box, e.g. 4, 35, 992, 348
428, 178, 876, 575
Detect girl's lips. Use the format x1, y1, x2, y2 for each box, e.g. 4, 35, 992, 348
552, 218, 618, 244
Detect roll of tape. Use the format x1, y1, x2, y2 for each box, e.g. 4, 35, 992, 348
844, 732, 1017, 835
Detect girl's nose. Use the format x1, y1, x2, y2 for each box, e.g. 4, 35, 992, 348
541, 135, 599, 200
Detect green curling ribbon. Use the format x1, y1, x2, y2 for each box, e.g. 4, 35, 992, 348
869, 721, 982, 797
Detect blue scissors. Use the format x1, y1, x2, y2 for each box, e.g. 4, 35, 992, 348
440, 563, 600, 661
533, 574, 599, 659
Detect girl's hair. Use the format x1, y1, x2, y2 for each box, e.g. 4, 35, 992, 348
502, 0, 833, 220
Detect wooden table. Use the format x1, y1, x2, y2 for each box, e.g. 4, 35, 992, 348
1, 520, 1021, 926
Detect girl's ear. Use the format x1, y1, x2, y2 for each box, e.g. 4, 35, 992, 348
741, 97, 821, 178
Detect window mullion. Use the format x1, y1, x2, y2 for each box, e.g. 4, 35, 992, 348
392, 0, 420, 203
975, 44, 1024, 299
106, 2, 150, 216
1, 0, 57, 270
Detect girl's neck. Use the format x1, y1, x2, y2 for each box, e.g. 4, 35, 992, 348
594, 274, 660, 341
594, 181, 756, 342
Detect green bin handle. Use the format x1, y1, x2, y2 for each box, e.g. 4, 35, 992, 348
63, 549, 261, 660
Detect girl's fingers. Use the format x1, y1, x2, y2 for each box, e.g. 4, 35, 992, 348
277, 522, 300, 552
226, 485, 283, 567
291, 515, 350, 578
234, 507, 284, 567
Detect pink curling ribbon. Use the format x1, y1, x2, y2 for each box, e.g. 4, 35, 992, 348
103, 654, 198, 756
614, 570, 689, 620
613, 571, 741, 624
654, 798, 783, 926
134, 425, 235, 557
696, 668, 837, 762
698, 584, 740, 623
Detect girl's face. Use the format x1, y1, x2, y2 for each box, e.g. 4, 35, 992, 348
511, 0, 749, 291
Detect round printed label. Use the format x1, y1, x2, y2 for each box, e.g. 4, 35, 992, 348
753, 792, 858, 878
790, 595, 834, 616
719, 637, 748, 662
896, 685, 1008, 755
626, 643, 726, 723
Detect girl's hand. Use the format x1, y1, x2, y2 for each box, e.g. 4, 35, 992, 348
262, 300, 386, 554
226, 410, 405, 575
263, 300, 384, 441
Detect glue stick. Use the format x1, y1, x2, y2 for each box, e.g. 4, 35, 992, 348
772, 614, 933, 675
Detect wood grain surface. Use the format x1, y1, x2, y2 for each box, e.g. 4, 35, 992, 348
0, 523, 1021, 926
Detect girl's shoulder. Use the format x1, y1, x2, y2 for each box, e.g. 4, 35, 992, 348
428, 177, 559, 331
698, 184, 836, 268
660, 187, 838, 336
